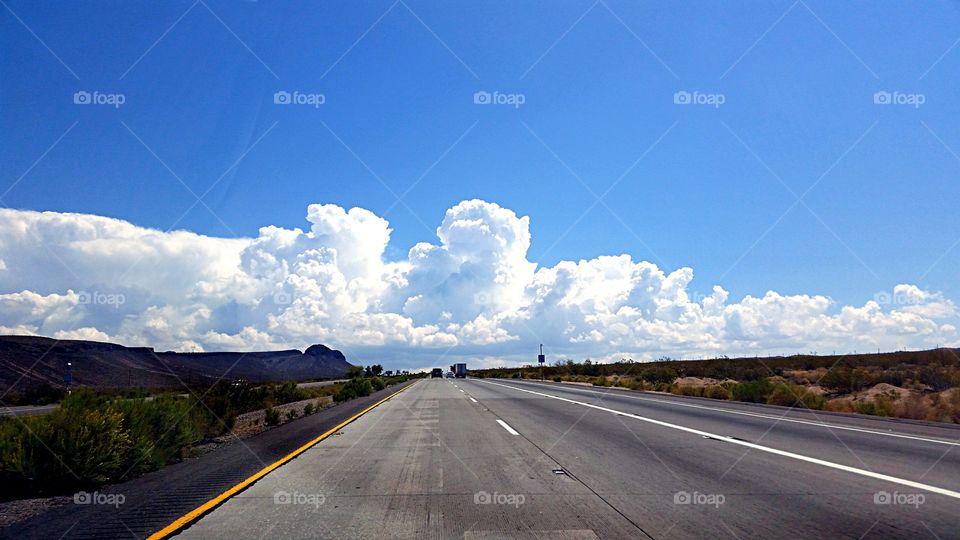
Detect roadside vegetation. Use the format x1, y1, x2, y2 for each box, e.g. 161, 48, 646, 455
0, 370, 416, 500
473, 349, 960, 424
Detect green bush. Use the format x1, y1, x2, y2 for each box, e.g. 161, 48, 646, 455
552, 376, 562, 382
0, 390, 134, 498
765, 384, 827, 410
730, 379, 774, 403
113, 395, 202, 474
638, 367, 678, 385
670, 385, 703, 397
704, 385, 730, 400
592, 377, 609, 387
335, 378, 374, 402
285, 409, 299, 422
855, 395, 895, 416
303, 403, 315, 415
264, 407, 281, 426
370, 377, 386, 392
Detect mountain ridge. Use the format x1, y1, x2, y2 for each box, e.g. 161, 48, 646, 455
0, 335, 354, 392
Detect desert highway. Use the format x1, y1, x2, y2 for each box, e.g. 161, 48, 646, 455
171, 378, 960, 539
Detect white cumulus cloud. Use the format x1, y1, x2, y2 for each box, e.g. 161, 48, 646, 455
0, 201, 955, 368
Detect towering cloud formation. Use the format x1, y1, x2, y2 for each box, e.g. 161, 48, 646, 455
0, 201, 955, 367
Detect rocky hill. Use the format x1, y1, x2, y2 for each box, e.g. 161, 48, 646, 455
0, 335, 354, 391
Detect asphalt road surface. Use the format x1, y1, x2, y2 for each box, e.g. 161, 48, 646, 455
175, 378, 960, 539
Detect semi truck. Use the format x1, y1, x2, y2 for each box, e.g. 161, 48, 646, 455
451, 363, 467, 378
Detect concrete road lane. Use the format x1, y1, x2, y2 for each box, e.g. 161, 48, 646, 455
466, 379, 960, 539
178, 379, 647, 539
174, 378, 960, 539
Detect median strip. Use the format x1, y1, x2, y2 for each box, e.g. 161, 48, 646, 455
147, 381, 417, 539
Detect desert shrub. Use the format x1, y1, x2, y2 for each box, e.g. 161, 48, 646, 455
704, 385, 731, 400
824, 399, 855, 413
766, 384, 800, 407
765, 384, 826, 410
916, 366, 958, 391
264, 407, 281, 426
670, 385, 703, 397
638, 367, 678, 385
302, 403, 315, 415
335, 378, 374, 402
552, 376, 562, 382
896, 393, 932, 420
370, 377, 386, 392
855, 395, 896, 417
820, 367, 873, 393
0, 391, 132, 498
592, 377, 609, 387
730, 380, 773, 403
285, 409, 299, 422
113, 395, 203, 474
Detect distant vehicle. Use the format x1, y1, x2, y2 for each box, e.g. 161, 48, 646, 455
431, 368, 443, 378
453, 363, 467, 378
445, 371, 455, 378
384, 370, 393, 376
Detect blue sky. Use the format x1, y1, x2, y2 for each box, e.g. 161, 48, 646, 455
2, 1, 960, 361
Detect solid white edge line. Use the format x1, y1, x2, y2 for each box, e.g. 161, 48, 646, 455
482, 380, 960, 500
470, 397, 478, 403
511, 380, 960, 447
496, 418, 520, 435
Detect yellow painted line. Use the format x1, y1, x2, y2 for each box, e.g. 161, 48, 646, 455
148, 381, 417, 539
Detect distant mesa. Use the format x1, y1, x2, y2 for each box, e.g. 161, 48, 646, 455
0, 335, 354, 391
